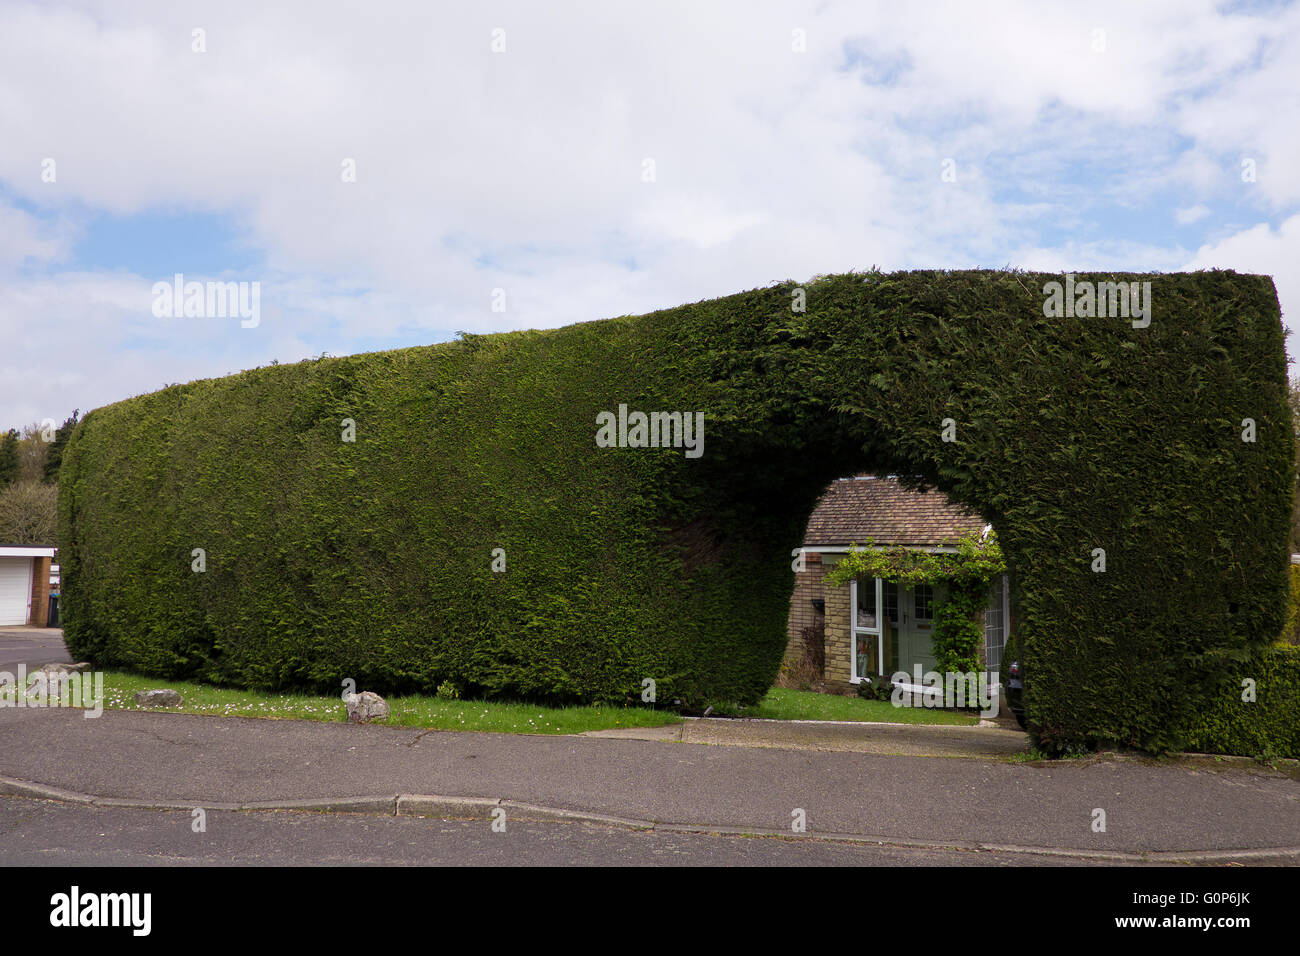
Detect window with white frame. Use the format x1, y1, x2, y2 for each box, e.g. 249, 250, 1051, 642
984, 573, 1009, 673
851, 577, 883, 681
913, 582, 934, 624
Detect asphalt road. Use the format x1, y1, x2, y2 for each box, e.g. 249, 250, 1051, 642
0, 627, 70, 673
3, 707, 1298, 857
0, 796, 1188, 866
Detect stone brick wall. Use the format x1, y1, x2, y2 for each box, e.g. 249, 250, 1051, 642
28, 556, 50, 627
782, 553, 825, 667
821, 556, 854, 693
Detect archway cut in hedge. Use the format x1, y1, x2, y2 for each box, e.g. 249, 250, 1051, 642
58, 269, 1292, 753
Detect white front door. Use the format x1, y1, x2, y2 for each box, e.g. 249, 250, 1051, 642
896, 583, 939, 676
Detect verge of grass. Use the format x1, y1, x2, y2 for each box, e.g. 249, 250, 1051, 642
89, 674, 975, 733
99, 671, 683, 735
716, 688, 980, 726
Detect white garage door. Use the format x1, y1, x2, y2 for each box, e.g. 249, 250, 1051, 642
0, 557, 33, 625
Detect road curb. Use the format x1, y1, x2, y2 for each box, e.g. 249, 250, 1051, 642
0, 776, 94, 805
499, 800, 655, 830
242, 795, 397, 814
91, 796, 243, 812
396, 794, 500, 819
2, 774, 1297, 863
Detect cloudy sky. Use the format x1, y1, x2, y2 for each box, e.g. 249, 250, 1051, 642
1, 0, 1297, 428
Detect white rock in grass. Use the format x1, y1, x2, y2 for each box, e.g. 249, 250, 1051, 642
344, 691, 389, 724
38, 661, 89, 673
135, 688, 183, 707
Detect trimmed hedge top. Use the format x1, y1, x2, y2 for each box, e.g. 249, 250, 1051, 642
59, 269, 1291, 752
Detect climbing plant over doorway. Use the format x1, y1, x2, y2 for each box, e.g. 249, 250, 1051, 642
827, 531, 1006, 674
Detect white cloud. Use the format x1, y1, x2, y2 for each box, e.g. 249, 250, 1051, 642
0, 200, 74, 272
1175, 204, 1211, 225
1, 0, 1298, 423
1185, 214, 1300, 337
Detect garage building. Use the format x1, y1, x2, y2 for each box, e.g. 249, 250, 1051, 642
0, 545, 56, 627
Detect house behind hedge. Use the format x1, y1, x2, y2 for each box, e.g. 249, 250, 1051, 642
784, 475, 1012, 693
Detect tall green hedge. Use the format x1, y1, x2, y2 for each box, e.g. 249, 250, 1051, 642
59, 270, 1291, 751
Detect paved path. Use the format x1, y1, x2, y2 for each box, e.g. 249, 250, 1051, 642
585, 717, 1030, 757
2, 707, 1297, 859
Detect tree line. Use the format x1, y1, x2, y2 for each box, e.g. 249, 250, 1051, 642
0, 411, 78, 545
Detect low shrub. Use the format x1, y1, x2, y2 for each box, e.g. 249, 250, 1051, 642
776, 623, 826, 691
1181, 645, 1300, 760
856, 674, 894, 702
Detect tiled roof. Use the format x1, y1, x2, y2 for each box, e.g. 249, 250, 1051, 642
802, 475, 985, 548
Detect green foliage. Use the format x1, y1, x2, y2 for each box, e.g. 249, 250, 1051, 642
856, 673, 895, 702
1180, 646, 1300, 759
1288, 375, 1300, 552
828, 531, 1004, 674
930, 595, 985, 676
0, 429, 18, 487
826, 531, 1005, 589
41, 411, 79, 484
1282, 563, 1300, 646
58, 270, 1292, 751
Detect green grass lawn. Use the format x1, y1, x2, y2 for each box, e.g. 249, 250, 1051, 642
94, 673, 978, 733
100, 671, 683, 735
718, 688, 980, 726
